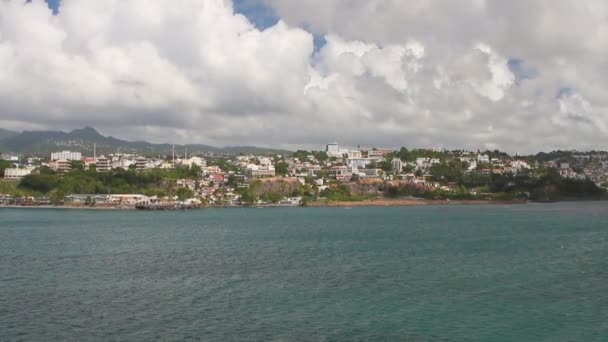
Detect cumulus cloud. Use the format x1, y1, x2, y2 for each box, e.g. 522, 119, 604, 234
0, 0, 607, 152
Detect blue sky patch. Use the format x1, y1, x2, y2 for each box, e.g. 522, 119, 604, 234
507, 58, 538, 85
43, 0, 326, 51
43, 0, 60, 14
233, 0, 279, 30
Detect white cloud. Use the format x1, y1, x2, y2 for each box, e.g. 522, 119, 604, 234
0, 0, 606, 152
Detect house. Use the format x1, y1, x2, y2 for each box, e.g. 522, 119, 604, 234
477, 154, 490, 164
65, 194, 110, 205
108, 194, 151, 205
202, 166, 222, 175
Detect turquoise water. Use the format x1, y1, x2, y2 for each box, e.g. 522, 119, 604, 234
1, 203, 607, 341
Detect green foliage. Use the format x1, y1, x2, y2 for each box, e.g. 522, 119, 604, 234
15, 165, 206, 198
19, 173, 60, 194
176, 188, 194, 201
429, 161, 467, 183
320, 184, 367, 202
236, 187, 256, 205
0, 160, 12, 177
292, 150, 329, 162
395, 147, 449, 162
208, 158, 238, 172
275, 162, 289, 175
226, 175, 238, 187
260, 191, 283, 203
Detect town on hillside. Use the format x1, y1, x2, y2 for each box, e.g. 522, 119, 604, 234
1, 143, 607, 208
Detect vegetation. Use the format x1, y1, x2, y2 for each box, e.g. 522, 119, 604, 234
0, 160, 11, 177
14, 166, 202, 200
320, 184, 368, 202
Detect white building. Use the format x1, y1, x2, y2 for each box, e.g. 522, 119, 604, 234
347, 158, 371, 169
51, 151, 82, 161
511, 160, 530, 171
246, 164, 276, 177
182, 156, 207, 168
49, 159, 72, 172
325, 143, 349, 158
477, 154, 490, 164
391, 159, 404, 172
4, 168, 32, 180
348, 150, 362, 158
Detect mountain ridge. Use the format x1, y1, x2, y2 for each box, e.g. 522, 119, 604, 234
0, 126, 290, 156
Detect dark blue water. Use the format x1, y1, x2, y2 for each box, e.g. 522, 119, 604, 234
1, 203, 607, 341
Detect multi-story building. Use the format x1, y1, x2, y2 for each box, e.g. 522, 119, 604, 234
325, 143, 349, 158
96, 156, 111, 172
3, 168, 32, 180
203, 166, 222, 175
135, 156, 148, 171
348, 150, 362, 158
246, 164, 276, 177
182, 157, 206, 168
49, 159, 72, 172
51, 151, 82, 161
391, 159, 404, 172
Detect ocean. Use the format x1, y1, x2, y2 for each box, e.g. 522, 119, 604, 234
1, 203, 607, 341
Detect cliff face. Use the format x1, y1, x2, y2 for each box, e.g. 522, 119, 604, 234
251, 177, 301, 197
345, 178, 384, 197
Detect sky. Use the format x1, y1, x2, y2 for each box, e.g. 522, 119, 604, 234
1, 0, 607, 153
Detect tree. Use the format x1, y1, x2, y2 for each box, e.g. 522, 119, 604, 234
0, 160, 11, 177
19, 173, 60, 194
237, 188, 256, 205
275, 162, 289, 175
226, 175, 238, 187
261, 191, 283, 203
176, 188, 194, 201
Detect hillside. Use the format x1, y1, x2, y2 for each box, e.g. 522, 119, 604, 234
0, 126, 290, 156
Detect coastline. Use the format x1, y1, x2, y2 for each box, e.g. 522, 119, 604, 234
1, 198, 528, 210
0, 205, 134, 210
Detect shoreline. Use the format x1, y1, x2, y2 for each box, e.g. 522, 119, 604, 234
0, 205, 134, 210
1, 199, 528, 210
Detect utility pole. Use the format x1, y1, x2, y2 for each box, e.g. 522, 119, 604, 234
172, 144, 175, 168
